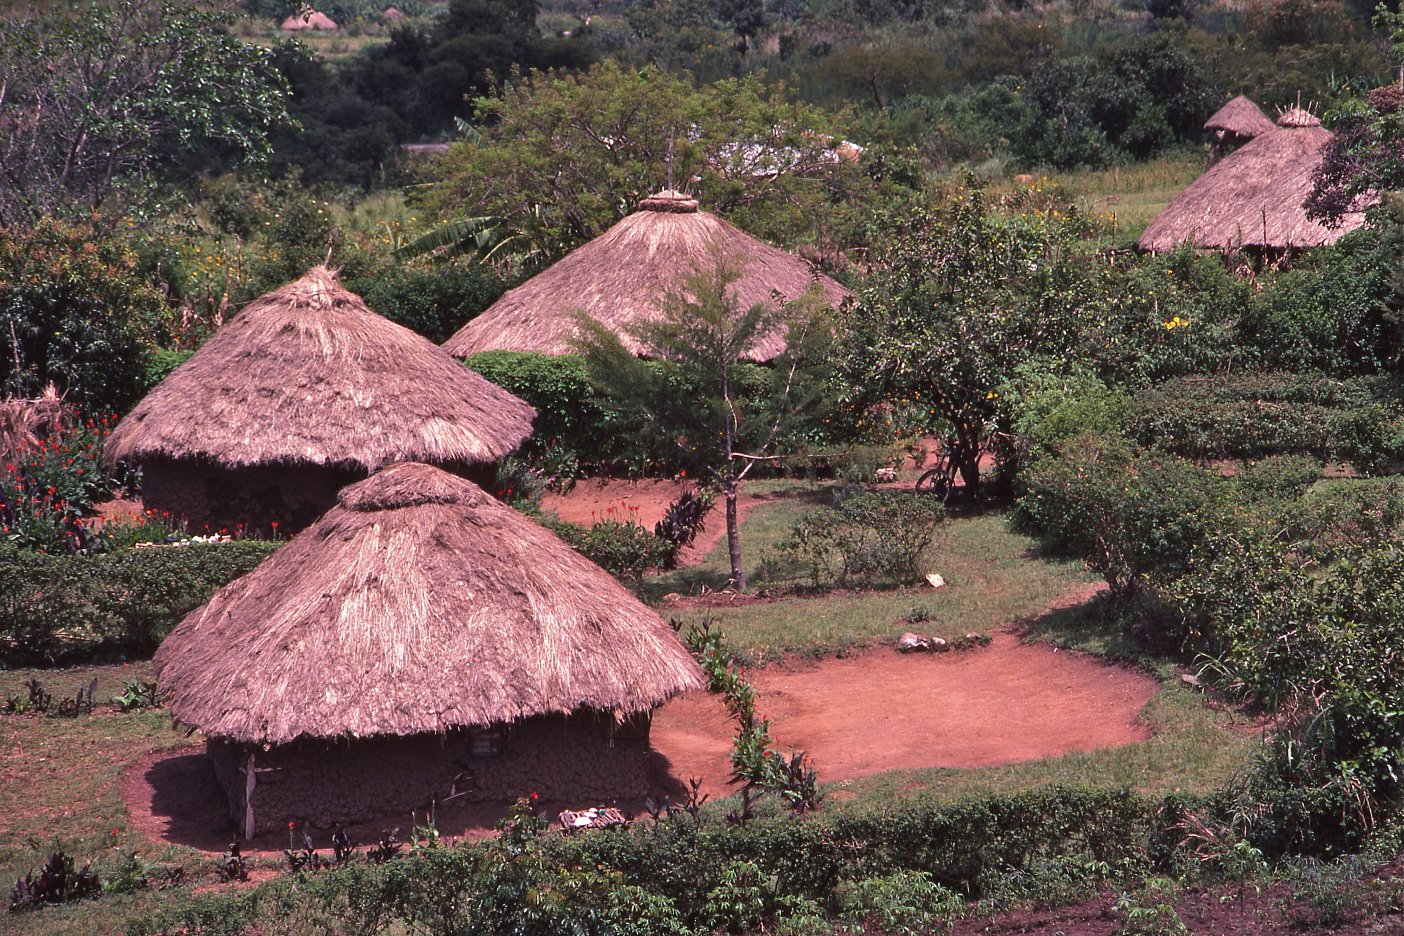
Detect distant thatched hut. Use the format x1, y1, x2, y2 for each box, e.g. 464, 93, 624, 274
1138, 108, 1366, 254
281, 8, 339, 30
1204, 95, 1277, 166
382, 6, 406, 19
105, 267, 534, 535
155, 462, 704, 837
441, 190, 851, 363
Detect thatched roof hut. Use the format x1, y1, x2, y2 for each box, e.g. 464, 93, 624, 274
106, 267, 534, 533
442, 190, 851, 363
382, 6, 406, 19
1204, 95, 1277, 140
281, 8, 339, 30
1138, 109, 1366, 253
157, 462, 703, 835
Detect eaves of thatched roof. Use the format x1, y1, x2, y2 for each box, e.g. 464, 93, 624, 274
155, 462, 704, 745
105, 267, 535, 471
441, 191, 851, 363
1204, 95, 1277, 139
1138, 111, 1366, 252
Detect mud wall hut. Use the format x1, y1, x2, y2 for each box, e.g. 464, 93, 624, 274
104, 267, 535, 535
441, 190, 851, 364
155, 462, 704, 837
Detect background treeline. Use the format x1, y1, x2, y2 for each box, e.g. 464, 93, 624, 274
228, 0, 1393, 190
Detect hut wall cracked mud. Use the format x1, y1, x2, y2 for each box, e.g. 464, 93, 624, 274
208, 715, 656, 836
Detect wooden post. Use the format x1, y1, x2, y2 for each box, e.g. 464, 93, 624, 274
243, 750, 256, 841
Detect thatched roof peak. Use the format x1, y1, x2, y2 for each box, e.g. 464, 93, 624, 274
106, 266, 535, 471
443, 199, 850, 362
1204, 95, 1276, 138
1277, 107, 1320, 128
155, 463, 704, 745
339, 460, 489, 511
638, 190, 700, 213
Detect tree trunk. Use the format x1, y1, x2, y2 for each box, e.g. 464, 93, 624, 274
725, 479, 746, 592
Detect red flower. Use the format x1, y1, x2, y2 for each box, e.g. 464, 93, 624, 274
529, 791, 539, 800
288, 820, 295, 829
111, 827, 120, 836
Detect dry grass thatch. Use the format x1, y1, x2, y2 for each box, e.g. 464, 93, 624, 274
441, 191, 851, 363
281, 9, 339, 30
1204, 95, 1277, 139
1138, 112, 1365, 252
0, 385, 67, 463
105, 267, 535, 470
155, 462, 705, 745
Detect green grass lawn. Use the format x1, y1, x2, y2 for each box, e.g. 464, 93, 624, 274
649, 481, 1096, 663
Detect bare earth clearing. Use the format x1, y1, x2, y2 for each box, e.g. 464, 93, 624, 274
120, 590, 1156, 854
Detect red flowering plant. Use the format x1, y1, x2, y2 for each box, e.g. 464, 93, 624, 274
1, 410, 141, 553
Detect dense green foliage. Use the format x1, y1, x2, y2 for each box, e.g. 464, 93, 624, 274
0, 221, 168, 411
0, 541, 279, 665
840, 185, 1103, 491
779, 488, 945, 587
0, 0, 290, 224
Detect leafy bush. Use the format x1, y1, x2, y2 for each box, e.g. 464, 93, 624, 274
1127, 373, 1404, 472
465, 352, 639, 469
0, 540, 279, 664
837, 869, 962, 935
654, 489, 715, 569
780, 489, 945, 587
1, 411, 126, 553
549, 514, 671, 589
1018, 434, 1235, 601
346, 261, 512, 344
0, 220, 167, 412
128, 786, 1211, 936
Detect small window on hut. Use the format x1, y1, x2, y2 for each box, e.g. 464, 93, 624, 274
469, 727, 506, 758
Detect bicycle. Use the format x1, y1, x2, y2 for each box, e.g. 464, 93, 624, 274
914, 447, 958, 502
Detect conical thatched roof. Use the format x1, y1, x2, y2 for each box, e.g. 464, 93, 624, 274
105, 267, 534, 470
1138, 110, 1365, 252
1204, 95, 1276, 139
155, 462, 704, 745
281, 9, 339, 29
442, 191, 851, 363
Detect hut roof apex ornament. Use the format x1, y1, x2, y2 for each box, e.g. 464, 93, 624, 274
638, 190, 699, 213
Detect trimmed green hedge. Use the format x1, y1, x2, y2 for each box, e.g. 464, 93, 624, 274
1129, 373, 1404, 471
0, 541, 279, 665
125, 786, 1213, 936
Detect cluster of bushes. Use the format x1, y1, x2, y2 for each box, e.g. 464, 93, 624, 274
125, 786, 1217, 936
0, 541, 279, 664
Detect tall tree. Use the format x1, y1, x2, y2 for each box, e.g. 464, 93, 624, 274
0, 0, 291, 225
838, 185, 1102, 493
577, 258, 833, 591
423, 60, 870, 257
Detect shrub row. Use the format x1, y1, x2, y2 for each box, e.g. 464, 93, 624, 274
0, 541, 279, 665
125, 786, 1213, 936
1128, 373, 1404, 471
